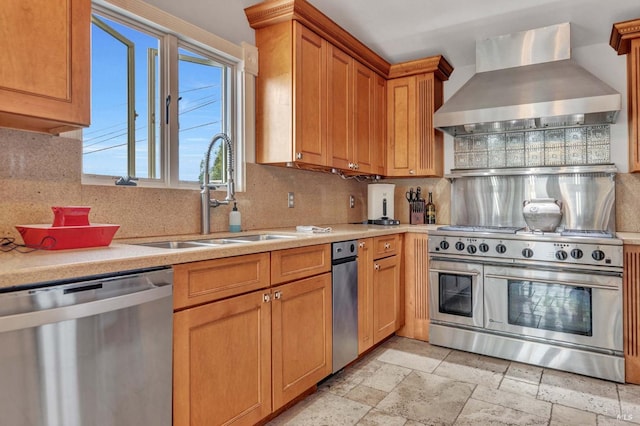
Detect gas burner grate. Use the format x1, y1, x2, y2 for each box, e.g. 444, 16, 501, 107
437, 225, 525, 234
561, 229, 615, 238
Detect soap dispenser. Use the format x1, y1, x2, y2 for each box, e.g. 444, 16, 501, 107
229, 202, 241, 232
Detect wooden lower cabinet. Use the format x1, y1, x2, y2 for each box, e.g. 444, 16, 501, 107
271, 273, 332, 410
623, 244, 640, 384
173, 290, 272, 426
173, 250, 333, 425
373, 254, 401, 344
397, 233, 430, 341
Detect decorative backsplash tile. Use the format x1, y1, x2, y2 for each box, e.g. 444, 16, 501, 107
453, 125, 610, 169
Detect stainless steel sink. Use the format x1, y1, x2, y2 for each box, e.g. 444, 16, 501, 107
135, 240, 222, 249
133, 234, 296, 249
219, 234, 297, 242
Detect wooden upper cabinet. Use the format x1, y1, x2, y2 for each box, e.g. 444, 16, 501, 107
386, 57, 451, 177
611, 19, 640, 173
372, 74, 387, 175
0, 0, 90, 134
327, 44, 353, 171
254, 21, 328, 167
327, 46, 376, 174
246, 0, 452, 177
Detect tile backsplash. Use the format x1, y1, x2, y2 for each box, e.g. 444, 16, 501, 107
453, 125, 611, 169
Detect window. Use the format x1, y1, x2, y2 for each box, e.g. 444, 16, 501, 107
82, 4, 250, 189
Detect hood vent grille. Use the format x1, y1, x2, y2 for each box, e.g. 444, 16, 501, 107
433, 23, 621, 137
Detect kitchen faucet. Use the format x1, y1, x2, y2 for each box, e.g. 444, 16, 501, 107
201, 133, 235, 234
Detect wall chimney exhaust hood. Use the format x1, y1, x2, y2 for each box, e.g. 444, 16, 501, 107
433, 23, 621, 137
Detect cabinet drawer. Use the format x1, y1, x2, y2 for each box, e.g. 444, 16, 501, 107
373, 234, 400, 259
271, 244, 331, 285
173, 253, 270, 310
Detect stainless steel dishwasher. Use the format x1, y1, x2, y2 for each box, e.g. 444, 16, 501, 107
332, 240, 358, 373
0, 267, 173, 426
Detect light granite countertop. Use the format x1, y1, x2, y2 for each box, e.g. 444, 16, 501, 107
0, 224, 437, 289
3, 224, 636, 290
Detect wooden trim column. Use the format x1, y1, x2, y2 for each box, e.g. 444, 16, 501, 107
623, 244, 640, 384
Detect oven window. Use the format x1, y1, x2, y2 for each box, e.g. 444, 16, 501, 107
507, 280, 592, 336
439, 274, 473, 317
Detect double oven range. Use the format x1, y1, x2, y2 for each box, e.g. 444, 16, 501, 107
428, 225, 624, 383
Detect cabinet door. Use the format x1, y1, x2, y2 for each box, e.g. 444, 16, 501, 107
415, 73, 444, 176
629, 38, 640, 173
173, 291, 272, 426
272, 273, 332, 410
294, 23, 328, 166
386, 76, 417, 176
357, 238, 374, 354
373, 255, 401, 344
353, 61, 375, 174
0, 0, 90, 133
327, 44, 353, 171
373, 74, 387, 175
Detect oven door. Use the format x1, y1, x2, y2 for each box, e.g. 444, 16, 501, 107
484, 264, 622, 352
429, 258, 483, 328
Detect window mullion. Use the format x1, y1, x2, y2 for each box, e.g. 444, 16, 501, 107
163, 34, 179, 187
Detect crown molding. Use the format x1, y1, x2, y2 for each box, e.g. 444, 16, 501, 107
611, 18, 640, 55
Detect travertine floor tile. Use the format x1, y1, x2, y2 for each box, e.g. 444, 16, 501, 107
550, 404, 597, 426
267, 391, 370, 425
504, 362, 543, 385
356, 409, 407, 426
455, 398, 548, 426
321, 360, 384, 396
360, 362, 412, 393
376, 347, 442, 373
618, 383, 640, 424
376, 371, 474, 424
538, 369, 620, 417
499, 377, 539, 398
472, 385, 552, 418
433, 350, 508, 389
345, 384, 388, 407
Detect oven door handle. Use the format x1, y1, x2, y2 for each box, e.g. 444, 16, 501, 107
430, 269, 480, 276
484, 274, 619, 290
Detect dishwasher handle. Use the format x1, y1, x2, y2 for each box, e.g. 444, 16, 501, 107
0, 284, 172, 334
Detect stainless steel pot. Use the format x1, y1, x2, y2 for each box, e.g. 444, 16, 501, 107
522, 198, 563, 232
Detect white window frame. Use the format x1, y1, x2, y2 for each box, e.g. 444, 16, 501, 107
81, 0, 258, 192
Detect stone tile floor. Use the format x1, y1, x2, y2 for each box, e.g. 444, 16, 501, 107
268, 336, 640, 425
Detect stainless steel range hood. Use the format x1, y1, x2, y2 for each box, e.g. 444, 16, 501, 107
433, 23, 621, 137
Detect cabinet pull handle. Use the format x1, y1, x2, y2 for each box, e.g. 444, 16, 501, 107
384, 242, 391, 249
374, 263, 380, 270
263, 294, 271, 303
274, 291, 282, 299
359, 242, 365, 248
409, 169, 415, 175
296, 152, 303, 160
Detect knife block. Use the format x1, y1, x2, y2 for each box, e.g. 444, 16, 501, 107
409, 200, 425, 225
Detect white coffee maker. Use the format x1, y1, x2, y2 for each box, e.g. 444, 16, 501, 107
367, 183, 400, 225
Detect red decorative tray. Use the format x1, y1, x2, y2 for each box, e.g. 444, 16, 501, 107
16, 224, 120, 250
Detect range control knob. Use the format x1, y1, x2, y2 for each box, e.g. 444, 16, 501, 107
555, 250, 568, 260
467, 245, 477, 254
439, 240, 450, 250
522, 248, 534, 258
496, 244, 507, 254
592, 250, 606, 261
571, 248, 583, 259
455, 241, 465, 251
479, 243, 489, 253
